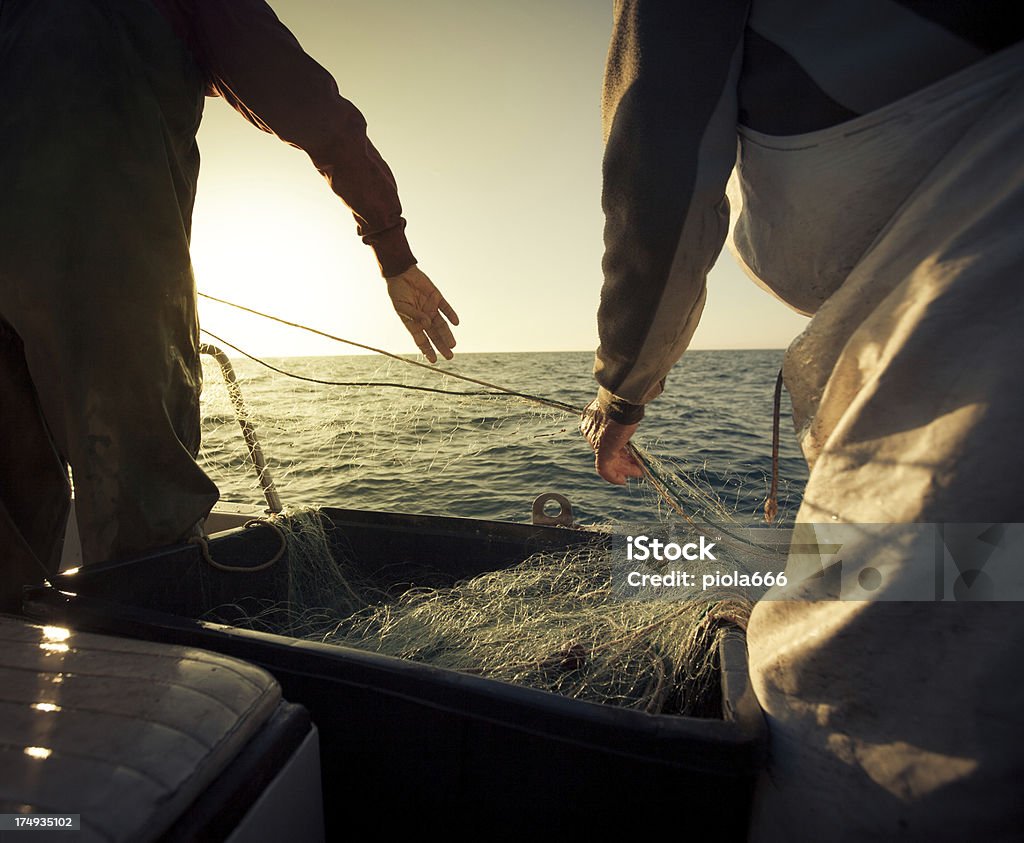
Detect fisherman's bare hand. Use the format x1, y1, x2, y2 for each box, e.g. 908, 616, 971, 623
580, 399, 644, 485
386, 265, 459, 363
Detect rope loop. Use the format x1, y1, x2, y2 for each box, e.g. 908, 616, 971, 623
189, 518, 289, 573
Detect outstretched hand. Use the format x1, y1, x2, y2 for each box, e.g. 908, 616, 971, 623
386, 265, 459, 363
580, 399, 644, 485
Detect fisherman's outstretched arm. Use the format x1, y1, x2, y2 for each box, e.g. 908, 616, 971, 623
153, 0, 458, 359
585, 0, 747, 482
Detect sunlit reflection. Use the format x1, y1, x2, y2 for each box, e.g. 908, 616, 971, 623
31, 703, 62, 713
39, 626, 72, 655
24, 746, 52, 760
62, 567, 81, 576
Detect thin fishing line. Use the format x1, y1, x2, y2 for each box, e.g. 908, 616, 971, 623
201, 330, 518, 399
198, 292, 579, 415
765, 369, 784, 523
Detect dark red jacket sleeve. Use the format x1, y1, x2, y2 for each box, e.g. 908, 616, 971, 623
154, 0, 416, 277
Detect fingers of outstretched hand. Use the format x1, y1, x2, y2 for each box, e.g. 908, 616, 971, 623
438, 295, 459, 326
405, 321, 438, 363
387, 266, 459, 361
399, 312, 455, 363
425, 314, 456, 360
396, 305, 455, 361
414, 279, 458, 330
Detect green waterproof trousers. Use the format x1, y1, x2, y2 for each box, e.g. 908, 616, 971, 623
0, 0, 219, 609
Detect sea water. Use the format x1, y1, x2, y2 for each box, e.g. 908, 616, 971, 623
198, 349, 808, 527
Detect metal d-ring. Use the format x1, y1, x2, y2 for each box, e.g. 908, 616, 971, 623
532, 493, 574, 527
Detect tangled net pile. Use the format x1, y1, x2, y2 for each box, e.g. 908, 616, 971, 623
321, 546, 751, 717
210, 510, 755, 718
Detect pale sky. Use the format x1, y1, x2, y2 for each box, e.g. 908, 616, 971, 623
191, 0, 809, 358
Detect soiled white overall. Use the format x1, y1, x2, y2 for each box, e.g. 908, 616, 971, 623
732, 42, 1024, 840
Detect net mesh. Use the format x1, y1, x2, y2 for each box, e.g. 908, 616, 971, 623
319, 542, 751, 717
196, 352, 806, 524
195, 342, 803, 717
204, 508, 752, 717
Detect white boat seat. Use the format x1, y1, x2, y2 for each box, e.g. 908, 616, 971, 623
0, 615, 282, 842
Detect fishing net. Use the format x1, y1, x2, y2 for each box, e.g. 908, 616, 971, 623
318, 544, 751, 717
203, 507, 756, 717
195, 350, 807, 526
194, 302, 804, 717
